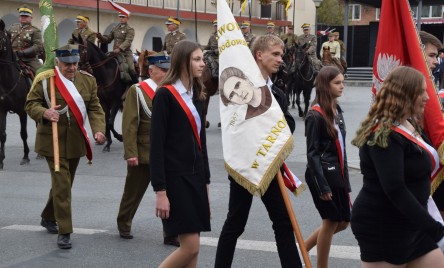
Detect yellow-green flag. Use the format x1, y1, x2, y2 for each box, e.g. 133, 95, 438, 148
285, 0, 291, 17
241, 0, 248, 14
34, 0, 58, 80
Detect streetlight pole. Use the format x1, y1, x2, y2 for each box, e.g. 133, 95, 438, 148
313, 0, 323, 59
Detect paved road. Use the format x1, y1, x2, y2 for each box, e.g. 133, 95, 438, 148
0, 85, 372, 267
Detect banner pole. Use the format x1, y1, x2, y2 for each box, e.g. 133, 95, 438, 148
97, 0, 100, 37
276, 170, 311, 268
50, 76, 60, 172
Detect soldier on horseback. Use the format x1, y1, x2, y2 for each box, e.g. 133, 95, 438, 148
96, 12, 137, 84
163, 17, 186, 55
280, 25, 298, 49
332, 32, 347, 74
203, 19, 218, 79
265, 21, 279, 37
320, 33, 341, 60
68, 15, 96, 45
8, 5, 42, 76
298, 23, 321, 71
240, 21, 256, 49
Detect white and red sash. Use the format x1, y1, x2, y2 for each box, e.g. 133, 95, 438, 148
54, 66, 93, 162
392, 125, 442, 180
139, 79, 156, 100
164, 82, 202, 151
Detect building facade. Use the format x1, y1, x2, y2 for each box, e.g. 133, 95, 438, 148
1, 0, 318, 52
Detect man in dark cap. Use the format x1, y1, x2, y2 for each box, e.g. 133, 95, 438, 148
97, 12, 136, 83
203, 19, 219, 78
8, 4, 42, 74
163, 17, 187, 55
68, 14, 96, 44
117, 51, 179, 246
25, 44, 106, 249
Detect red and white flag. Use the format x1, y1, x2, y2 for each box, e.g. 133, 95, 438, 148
372, 0, 444, 191
107, 0, 130, 17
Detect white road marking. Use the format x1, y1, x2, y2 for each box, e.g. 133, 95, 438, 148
1, 225, 360, 260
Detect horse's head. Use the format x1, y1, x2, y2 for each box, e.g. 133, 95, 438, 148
0, 19, 13, 60
137, 49, 157, 80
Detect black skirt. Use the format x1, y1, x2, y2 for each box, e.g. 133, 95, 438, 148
162, 173, 211, 235
305, 169, 351, 222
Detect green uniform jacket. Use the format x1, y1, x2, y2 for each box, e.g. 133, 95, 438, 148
280, 33, 298, 48
8, 23, 42, 59
298, 33, 317, 55
243, 32, 256, 48
101, 23, 135, 51
25, 71, 106, 159
68, 26, 96, 44
163, 31, 187, 54
203, 32, 218, 54
122, 82, 153, 164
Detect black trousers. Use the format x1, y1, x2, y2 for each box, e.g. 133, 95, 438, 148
215, 176, 302, 268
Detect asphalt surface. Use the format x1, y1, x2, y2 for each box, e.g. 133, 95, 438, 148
0, 85, 373, 267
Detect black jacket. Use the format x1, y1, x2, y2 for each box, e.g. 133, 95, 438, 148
150, 85, 210, 191
272, 84, 295, 133
305, 104, 350, 195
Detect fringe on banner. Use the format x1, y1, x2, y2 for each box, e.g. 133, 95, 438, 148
28, 69, 55, 97
225, 136, 295, 196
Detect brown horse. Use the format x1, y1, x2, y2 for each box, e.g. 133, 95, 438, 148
321, 47, 345, 74
0, 19, 30, 169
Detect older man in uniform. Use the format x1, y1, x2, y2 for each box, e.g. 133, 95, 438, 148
241, 21, 256, 49
298, 23, 320, 71
117, 51, 179, 246
280, 25, 297, 49
266, 21, 279, 36
203, 19, 218, 78
68, 15, 96, 44
8, 5, 42, 74
320, 32, 341, 59
25, 44, 106, 249
96, 12, 137, 83
163, 17, 186, 55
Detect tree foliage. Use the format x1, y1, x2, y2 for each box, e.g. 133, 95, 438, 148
317, 0, 345, 25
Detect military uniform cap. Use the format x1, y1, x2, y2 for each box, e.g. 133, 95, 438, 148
54, 44, 80, 63
18, 5, 33, 16
165, 17, 181, 25
332, 31, 340, 36
147, 51, 170, 69
267, 21, 275, 28
212, 19, 217, 26
287, 25, 294, 29
118, 12, 129, 18
301, 23, 310, 30
75, 15, 89, 23
240, 21, 251, 29
328, 32, 334, 37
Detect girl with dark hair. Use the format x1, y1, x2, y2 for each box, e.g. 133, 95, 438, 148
304, 66, 351, 267
351, 66, 444, 267
150, 40, 210, 268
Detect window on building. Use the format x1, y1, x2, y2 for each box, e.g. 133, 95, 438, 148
421, 5, 443, 18
349, 4, 361, 21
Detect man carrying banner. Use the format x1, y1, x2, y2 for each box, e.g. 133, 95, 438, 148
215, 34, 302, 268
117, 51, 179, 246
25, 44, 106, 249
97, 12, 137, 84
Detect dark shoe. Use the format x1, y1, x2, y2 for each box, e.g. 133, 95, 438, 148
163, 236, 180, 247
119, 230, 133, 239
57, 234, 72, 249
40, 219, 58, 234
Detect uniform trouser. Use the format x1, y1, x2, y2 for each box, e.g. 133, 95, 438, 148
41, 157, 80, 234
123, 51, 136, 77
214, 176, 303, 268
117, 163, 172, 238
23, 58, 43, 74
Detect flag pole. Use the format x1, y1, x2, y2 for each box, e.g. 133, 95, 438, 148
277, 170, 311, 268
194, 0, 198, 42
97, 0, 100, 39
50, 78, 60, 172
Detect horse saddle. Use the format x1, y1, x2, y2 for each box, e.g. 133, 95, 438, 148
17, 61, 35, 81
106, 52, 132, 83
